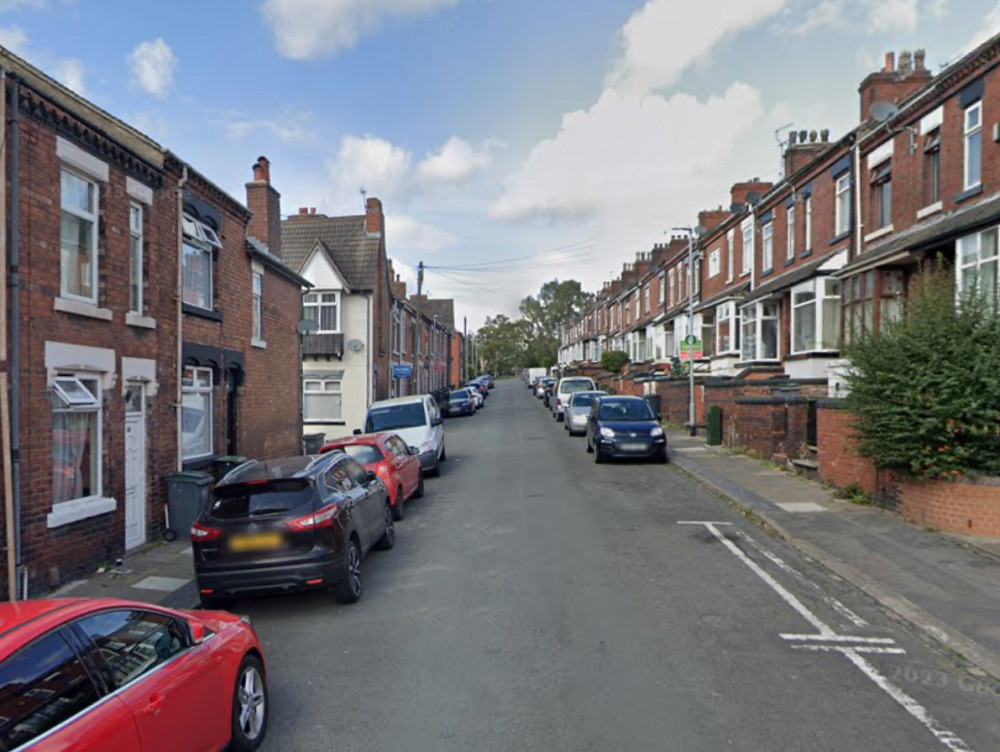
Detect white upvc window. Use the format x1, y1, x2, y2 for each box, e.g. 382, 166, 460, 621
252, 271, 263, 341
669, 268, 676, 307
835, 174, 851, 236
957, 226, 998, 307
708, 248, 720, 278
741, 219, 753, 275
786, 204, 795, 261
804, 195, 813, 251
761, 221, 774, 271
303, 379, 343, 422
726, 229, 735, 282
60, 169, 99, 303
181, 366, 213, 460
643, 284, 650, 315
129, 203, 143, 314
740, 301, 780, 361
634, 291, 640, 319
303, 290, 341, 333
714, 301, 740, 355
181, 213, 222, 311
790, 278, 842, 354
964, 101, 983, 191
52, 374, 102, 504
659, 273, 665, 305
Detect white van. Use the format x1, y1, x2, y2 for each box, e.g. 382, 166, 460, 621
361, 395, 446, 476
551, 377, 597, 421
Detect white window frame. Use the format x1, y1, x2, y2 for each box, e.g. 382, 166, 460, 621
786, 204, 795, 261
714, 301, 740, 355
790, 278, 842, 354
643, 284, 650, 315
303, 290, 342, 333
726, 229, 735, 282
741, 219, 753, 275
60, 168, 100, 304
835, 174, 851, 236
303, 378, 344, 422
52, 373, 102, 506
804, 195, 813, 251
957, 226, 999, 306
129, 202, 143, 314
181, 366, 213, 461
708, 248, 720, 278
252, 271, 263, 341
669, 268, 676, 308
740, 301, 780, 362
964, 101, 983, 191
659, 273, 665, 305
761, 222, 774, 271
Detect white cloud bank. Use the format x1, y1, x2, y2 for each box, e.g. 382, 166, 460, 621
262, 0, 464, 59
968, 2, 1000, 52
128, 38, 178, 98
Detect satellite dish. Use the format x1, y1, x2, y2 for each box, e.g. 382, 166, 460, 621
870, 101, 900, 124
347, 339, 365, 352
296, 319, 319, 336
746, 191, 762, 206
693, 224, 707, 238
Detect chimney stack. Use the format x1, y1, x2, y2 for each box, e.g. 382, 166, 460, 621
365, 197, 383, 237
859, 48, 933, 123
246, 155, 283, 259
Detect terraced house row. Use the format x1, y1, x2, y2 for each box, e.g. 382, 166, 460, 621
559, 34, 1000, 535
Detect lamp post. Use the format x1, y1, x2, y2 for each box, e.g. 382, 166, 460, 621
672, 225, 706, 436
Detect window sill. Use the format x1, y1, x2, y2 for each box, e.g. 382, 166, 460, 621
47, 496, 116, 529
251, 338, 267, 350
785, 350, 840, 360
801, 248, 813, 259
182, 303, 223, 322
760, 268, 773, 278
740, 271, 751, 278
126, 312, 157, 329
54, 297, 112, 321
829, 231, 851, 247
955, 184, 983, 204
304, 420, 345, 425
784, 258, 796, 267
916, 202, 943, 220
864, 225, 894, 243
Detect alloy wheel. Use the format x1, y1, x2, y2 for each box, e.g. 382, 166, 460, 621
238, 666, 266, 741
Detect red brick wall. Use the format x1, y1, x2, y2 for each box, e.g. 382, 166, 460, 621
890, 475, 1000, 537
817, 405, 878, 494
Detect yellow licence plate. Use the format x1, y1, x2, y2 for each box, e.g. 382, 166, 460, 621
229, 532, 283, 552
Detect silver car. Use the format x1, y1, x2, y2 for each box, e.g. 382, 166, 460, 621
563, 390, 606, 435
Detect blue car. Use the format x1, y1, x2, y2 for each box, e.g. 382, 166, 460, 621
585, 396, 667, 463
444, 389, 476, 417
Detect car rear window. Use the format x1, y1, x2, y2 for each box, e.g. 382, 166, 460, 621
450, 391, 469, 401
561, 380, 595, 393
366, 403, 426, 432
208, 478, 315, 520
570, 393, 598, 407
598, 400, 655, 421
339, 444, 384, 464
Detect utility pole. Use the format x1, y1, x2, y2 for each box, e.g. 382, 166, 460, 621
463, 315, 468, 384
412, 261, 424, 393
673, 225, 705, 436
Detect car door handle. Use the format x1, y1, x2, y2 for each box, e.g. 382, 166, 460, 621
143, 694, 164, 716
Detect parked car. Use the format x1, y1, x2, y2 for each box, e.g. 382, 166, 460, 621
535, 377, 555, 399
586, 395, 667, 463
541, 378, 557, 405
0, 597, 268, 752
563, 390, 606, 435
464, 385, 484, 409
444, 389, 476, 417
469, 379, 488, 400
319, 432, 423, 520
552, 376, 598, 421
192, 452, 395, 608
362, 394, 446, 476
481, 373, 495, 389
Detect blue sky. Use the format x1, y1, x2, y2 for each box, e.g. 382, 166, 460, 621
3, 0, 1000, 327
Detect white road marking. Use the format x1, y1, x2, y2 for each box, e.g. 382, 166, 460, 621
774, 501, 826, 513
131, 576, 190, 592
781, 634, 896, 644
681, 521, 976, 752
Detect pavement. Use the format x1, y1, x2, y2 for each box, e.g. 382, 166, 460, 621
666, 428, 1000, 680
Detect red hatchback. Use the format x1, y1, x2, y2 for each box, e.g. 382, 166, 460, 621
320, 432, 423, 521
0, 598, 268, 752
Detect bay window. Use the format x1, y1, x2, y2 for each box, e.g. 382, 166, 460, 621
740, 301, 780, 361
701, 311, 715, 358
715, 301, 740, 355
52, 375, 101, 504
304, 379, 343, 422
843, 271, 875, 345
60, 170, 99, 303
881, 270, 906, 324
791, 278, 841, 354
181, 366, 213, 460
957, 226, 998, 307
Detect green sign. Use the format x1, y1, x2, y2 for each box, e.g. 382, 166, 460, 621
679, 337, 702, 361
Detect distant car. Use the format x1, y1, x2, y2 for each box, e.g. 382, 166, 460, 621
481, 374, 495, 389
542, 379, 558, 408
319, 432, 423, 520
552, 377, 598, 421
563, 390, 606, 436
464, 386, 484, 409
0, 598, 269, 752
192, 452, 395, 608
444, 389, 476, 417
586, 395, 667, 463
362, 394, 446, 476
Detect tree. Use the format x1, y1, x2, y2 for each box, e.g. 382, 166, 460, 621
846, 268, 1000, 479
601, 350, 629, 375
477, 314, 531, 376
519, 280, 593, 366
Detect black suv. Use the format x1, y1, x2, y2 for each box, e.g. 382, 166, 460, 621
192, 452, 395, 609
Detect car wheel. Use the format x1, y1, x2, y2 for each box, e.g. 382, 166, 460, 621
440, 445, 447, 462
657, 449, 669, 464
334, 538, 363, 604
375, 503, 396, 550
585, 437, 593, 452
414, 473, 425, 498
594, 444, 604, 464
392, 486, 405, 521
199, 593, 234, 611
230, 654, 267, 752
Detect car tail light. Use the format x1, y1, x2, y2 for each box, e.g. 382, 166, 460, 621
191, 521, 222, 542
286, 503, 339, 532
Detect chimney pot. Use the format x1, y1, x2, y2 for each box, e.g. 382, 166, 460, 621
884, 51, 895, 72
809, 130, 817, 143
799, 129, 807, 142
252, 155, 270, 184
914, 49, 926, 71
821, 128, 830, 142
310, 207, 316, 214
789, 131, 797, 145
899, 49, 912, 72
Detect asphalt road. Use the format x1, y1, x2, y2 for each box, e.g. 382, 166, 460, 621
242, 381, 1000, 751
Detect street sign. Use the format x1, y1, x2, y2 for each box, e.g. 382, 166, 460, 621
393, 364, 413, 379
679, 338, 703, 361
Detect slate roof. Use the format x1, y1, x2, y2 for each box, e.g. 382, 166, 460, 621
281, 215, 382, 291
742, 252, 839, 304
420, 299, 456, 330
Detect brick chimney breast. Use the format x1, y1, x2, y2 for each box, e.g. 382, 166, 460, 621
366, 197, 383, 237
859, 48, 933, 122
246, 154, 283, 259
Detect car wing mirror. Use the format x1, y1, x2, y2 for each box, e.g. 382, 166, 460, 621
189, 620, 208, 644
431, 416, 443, 427
366, 469, 377, 483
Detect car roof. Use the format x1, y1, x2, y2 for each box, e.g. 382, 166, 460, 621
369, 395, 428, 407
217, 454, 340, 486
599, 395, 645, 402
322, 433, 392, 448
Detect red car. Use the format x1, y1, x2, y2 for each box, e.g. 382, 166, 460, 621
320, 432, 423, 521
0, 598, 267, 752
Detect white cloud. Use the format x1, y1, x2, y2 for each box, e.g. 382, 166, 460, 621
224, 106, 318, 143
328, 134, 413, 206
0, 0, 44, 12
127, 38, 178, 98
926, 0, 948, 19
387, 215, 459, 253
51, 57, 83, 94
262, 0, 464, 59
968, 2, 1000, 52
0, 24, 27, 52
416, 137, 501, 183
490, 83, 764, 223
606, 0, 790, 95
782, 0, 920, 35
867, 0, 917, 32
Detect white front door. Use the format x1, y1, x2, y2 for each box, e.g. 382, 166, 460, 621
124, 384, 147, 550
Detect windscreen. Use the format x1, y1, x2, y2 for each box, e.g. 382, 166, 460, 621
209, 479, 314, 520
598, 400, 655, 422
366, 403, 427, 432
340, 444, 384, 464
570, 393, 598, 408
